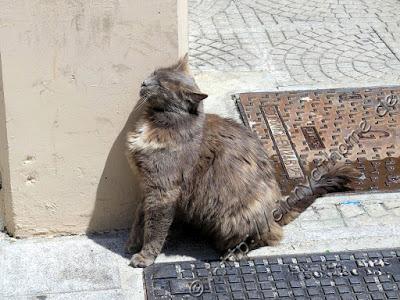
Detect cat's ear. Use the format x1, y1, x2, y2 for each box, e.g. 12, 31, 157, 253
175, 53, 190, 74
187, 90, 208, 103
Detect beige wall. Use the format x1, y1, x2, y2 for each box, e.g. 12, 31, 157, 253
0, 0, 188, 237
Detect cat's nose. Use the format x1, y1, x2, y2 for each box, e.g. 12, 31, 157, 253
141, 79, 152, 87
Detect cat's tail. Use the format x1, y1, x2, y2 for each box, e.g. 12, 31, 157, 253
274, 164, 360, 226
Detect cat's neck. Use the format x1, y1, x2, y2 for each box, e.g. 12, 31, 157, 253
144, 106, 204, 130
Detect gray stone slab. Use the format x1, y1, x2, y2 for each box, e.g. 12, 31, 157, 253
3, 290, 136, 300
1, 237, 121, 297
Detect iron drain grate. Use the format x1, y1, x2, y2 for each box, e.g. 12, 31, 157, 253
144, 249, 400, 299
234, 87, 400, 196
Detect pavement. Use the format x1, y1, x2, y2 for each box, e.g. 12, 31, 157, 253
1, 0, 400, 299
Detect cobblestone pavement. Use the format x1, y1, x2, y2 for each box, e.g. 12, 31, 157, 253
189, 0, 400, 88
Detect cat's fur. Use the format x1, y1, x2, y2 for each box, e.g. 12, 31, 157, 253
125, 55, 359, 267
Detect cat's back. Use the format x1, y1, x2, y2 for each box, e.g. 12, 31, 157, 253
202, 113, 263, 154
203, 113, 250, 141
199, 113, 274, 178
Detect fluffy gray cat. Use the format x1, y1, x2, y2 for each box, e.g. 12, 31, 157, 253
125, 55, 358, 268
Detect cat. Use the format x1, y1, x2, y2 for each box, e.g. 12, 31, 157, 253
125, 54, 359, 268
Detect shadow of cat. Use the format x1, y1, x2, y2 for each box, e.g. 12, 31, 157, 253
87, 223, 219, 262
86, 107, 142, 257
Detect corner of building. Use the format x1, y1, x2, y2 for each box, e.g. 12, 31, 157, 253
0, 52, 15, 236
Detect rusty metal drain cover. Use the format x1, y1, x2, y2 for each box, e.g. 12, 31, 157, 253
235, 86, 400, 195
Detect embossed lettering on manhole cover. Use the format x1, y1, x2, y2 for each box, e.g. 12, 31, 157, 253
144, 249, 400, 299
235, 87, 400, 195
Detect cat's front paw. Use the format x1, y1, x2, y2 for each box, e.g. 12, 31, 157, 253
129, 252, 155, 268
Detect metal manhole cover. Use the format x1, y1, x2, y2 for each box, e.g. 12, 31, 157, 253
235, 87, 400, 196
144, 249, 400, 299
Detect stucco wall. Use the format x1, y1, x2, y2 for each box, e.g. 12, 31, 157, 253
0, 0, 188, 237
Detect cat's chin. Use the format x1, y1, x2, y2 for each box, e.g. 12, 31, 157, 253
151, 106, 166, 113
139, 89, 147, 98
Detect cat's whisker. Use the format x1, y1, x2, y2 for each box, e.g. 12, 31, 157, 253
136, 98, 146, 108
134, 95, 149, 111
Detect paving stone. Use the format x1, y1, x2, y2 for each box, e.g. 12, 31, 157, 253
390, 207, 400, 217
1, 238, 121, 297
337, 204, 366, 218
363, 203, 391, 217
344, 214, 392, 227
382, 199, 400, 209
300, 219, 346, 230
314, 205, 342, 220
298, 208, 320, 221
33, 290, 132, 300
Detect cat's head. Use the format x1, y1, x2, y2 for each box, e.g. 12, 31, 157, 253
140, 54, 208, 114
